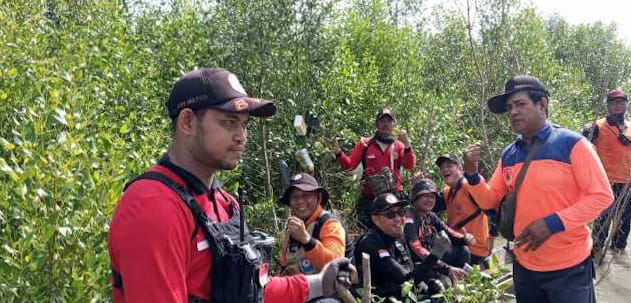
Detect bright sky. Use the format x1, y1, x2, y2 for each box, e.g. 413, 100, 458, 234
431, 0, 631, 43
528, 0, 631, 43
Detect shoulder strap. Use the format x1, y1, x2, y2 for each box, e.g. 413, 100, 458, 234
312, 212, 332, 240
450, 178, 484, 229
513, 136, 546, 196
128, 171, 212, 232
360, 138, 377, 173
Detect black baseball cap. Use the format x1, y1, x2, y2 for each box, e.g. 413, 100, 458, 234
166, 68, 277, 119
409, 179, 438, 203
487, 75, 549, 114
370, 193, 406, 214
376, 108, 396, 122
279, 173, 329, 206
435, 154, 460, 167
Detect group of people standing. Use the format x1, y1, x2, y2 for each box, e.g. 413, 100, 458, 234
107, 67, 628, 303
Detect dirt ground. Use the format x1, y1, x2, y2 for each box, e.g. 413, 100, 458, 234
595, 250, 631, 303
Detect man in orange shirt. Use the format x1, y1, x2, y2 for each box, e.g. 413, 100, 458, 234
279, 173, 346, 275
435, 154, 493, 268
463, 75, 612, 303
583, 88, 631, 257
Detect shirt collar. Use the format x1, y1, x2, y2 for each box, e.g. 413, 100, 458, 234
158, 154, 223, 195
516, 121, 552, 146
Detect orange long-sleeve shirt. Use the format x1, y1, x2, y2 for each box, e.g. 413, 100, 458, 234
593, 118, 631, 183
442, 179, 491, 258
465, 123, 613, 271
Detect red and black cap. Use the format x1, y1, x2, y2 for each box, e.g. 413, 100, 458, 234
166, 68, 277, 119
279, 173, 329, 206
607, 88, 628, 102
487, 75, 549, 114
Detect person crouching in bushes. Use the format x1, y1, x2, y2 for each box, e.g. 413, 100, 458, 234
278, 173, 346, 275
352, 193, 452, 302
404, 178, 474, 285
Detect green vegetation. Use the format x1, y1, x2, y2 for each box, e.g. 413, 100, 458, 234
1, 0, 630, 301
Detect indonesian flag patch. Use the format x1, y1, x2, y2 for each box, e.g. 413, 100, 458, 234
378, 249, 390, 258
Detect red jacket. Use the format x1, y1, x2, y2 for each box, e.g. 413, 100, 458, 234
336, 137, 415, 196
108, 162, 309, 303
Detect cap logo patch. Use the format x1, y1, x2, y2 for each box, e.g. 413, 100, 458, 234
385, 194, 398, 204
233, 99, 249, 111
228, 73, 247, 95
291, 174, 303, 181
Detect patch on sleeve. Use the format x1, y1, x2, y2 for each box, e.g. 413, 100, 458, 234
378, 249, 390, 258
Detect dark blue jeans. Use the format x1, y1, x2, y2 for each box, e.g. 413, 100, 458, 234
593, 183, 631, 250
513, 258, 595, 303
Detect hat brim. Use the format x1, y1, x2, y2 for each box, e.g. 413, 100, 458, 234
487, 91, 515, 114
280, 184, 330, 206
213, 97, 277, 117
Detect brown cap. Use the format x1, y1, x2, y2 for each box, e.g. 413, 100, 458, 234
166, 68, 277, 119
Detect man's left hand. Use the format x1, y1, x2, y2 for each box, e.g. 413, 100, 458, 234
515, 218, 552, 252
398, 129, 410, 147
286, 216, 311, 244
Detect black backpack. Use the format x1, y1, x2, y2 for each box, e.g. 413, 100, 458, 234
112, 171, 266, 303
312, 211, 354, 259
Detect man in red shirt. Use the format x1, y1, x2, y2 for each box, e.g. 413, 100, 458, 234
583, 88, 631, 258
108, 68, 354, 303
463, 75, 612, 303
325, 108, 416, 228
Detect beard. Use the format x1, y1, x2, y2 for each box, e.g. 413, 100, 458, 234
193, 125, 241, 171
607, 113, 626, 125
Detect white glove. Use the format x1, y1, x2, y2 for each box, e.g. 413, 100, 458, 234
431, 230, 452, 258
306, 257, 357, 300
464, 233, 476, 245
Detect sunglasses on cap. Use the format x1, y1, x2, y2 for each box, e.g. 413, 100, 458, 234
375, 208, 406, 219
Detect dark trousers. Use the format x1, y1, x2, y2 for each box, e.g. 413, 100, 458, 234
442, 244, 471, 268
513, 258, 595, 303
593, 183, 631, 250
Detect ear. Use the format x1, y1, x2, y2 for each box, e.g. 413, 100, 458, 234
539, 97, 549, 114
176, 108, 197, 136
